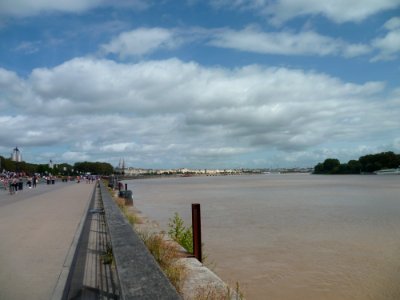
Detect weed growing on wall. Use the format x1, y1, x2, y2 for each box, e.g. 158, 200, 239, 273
168, 212, 193, 253
138, 230, 187, 293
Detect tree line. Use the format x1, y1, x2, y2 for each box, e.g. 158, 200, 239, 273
313, 151, 400, 174
0, 156, 114, 176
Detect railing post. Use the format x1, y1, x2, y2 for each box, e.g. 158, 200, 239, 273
125, 183, 128, 191
192, 203, 202, 262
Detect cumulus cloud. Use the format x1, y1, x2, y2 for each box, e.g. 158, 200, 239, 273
209, 0, 400, 25
0, 0, 149, 17
209, 27, 372, 57
101, 28, 181, 58
1, 57, 397, 167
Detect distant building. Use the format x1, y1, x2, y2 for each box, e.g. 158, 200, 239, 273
49, 160, 54, 169
115, 158, 125, 174
11, 147, 22, 162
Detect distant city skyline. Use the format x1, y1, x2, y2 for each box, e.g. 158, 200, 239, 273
1, 1, 399, 169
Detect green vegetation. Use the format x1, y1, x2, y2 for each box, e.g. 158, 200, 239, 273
112, 188, 243, 299
0, 155, 39, 174
314, 151, 400, 174
194, 281, 244, 300
168, 213, 194, 253
112, 190, 186, 293
74, 161, 114, 175
115, 199, 140, 225
138, 230, 187, 293
101, 243, 114, 265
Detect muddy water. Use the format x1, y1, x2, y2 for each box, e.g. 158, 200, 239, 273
126, 174, 400, 299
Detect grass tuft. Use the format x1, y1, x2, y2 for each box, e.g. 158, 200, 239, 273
193, 281, 244, 300
138, 230, 187, 293
101, 243, 114, 265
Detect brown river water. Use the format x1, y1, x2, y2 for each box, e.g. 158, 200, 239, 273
126, 174, 400, 300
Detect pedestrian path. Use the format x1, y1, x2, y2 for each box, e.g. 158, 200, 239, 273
0, 182, 94, 300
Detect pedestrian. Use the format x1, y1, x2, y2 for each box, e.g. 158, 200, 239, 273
8, 178, 14, 195
12, 177, 18, 194
27, 176, 32, 188
33, 175, 37, 188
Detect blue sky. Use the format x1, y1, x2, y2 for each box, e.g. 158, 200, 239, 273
1, 0, 400, 169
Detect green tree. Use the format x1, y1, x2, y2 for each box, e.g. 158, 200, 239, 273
359, 151, 400, 172
322, 158, 341, 174
74, 161, 114, 175
347, 160, 361, 174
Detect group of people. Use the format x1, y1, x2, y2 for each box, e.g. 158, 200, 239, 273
75, 175, 99, 184
0, 172, 38, 194
1, 173, 100, 194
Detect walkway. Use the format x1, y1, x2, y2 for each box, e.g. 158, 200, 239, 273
0, 182, 94, 300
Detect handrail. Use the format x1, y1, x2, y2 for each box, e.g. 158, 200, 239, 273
99, 181, 181, 300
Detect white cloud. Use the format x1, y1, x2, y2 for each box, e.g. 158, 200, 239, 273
101, 28, 180, 58
209, 0, 400, 25
14, 41, 41, 54
0, 68, 29, 111
371, 17, 400, 61
99, 142, 138, 152
268, 0, 400, 24
0, 68, 24, 90
0, 0, 102, 16
1, 57, 397, 167
209, 27, 372, 57
0, 0, 149, 17
100, 24, 400, 62
61, 151, 90, 162
384, 17, 400, 30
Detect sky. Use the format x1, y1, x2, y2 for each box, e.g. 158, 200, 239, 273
0, 0, 400, 169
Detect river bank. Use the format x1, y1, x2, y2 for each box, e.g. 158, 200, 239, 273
113, 190, 243, 299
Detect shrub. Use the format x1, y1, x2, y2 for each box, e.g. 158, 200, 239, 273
168, 212, 193, 253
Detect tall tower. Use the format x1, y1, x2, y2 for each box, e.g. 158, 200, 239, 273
11, 147, 22, 162
119, 158, 125, 175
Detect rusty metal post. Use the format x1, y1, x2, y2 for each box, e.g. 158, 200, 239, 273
192, 203, 202, 262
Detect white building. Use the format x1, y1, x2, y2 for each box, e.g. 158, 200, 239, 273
11, 147, 22, 162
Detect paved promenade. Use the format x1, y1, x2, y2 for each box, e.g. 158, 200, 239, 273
0, 182, 94, 300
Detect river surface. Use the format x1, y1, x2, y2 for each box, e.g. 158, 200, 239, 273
126, 174, 400, 300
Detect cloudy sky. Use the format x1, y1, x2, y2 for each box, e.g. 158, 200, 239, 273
1, 0, 399, 169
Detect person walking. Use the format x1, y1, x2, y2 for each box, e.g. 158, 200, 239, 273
8, 178, 14, 195
11, 177, 17, 194
27, 176, 32, 188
